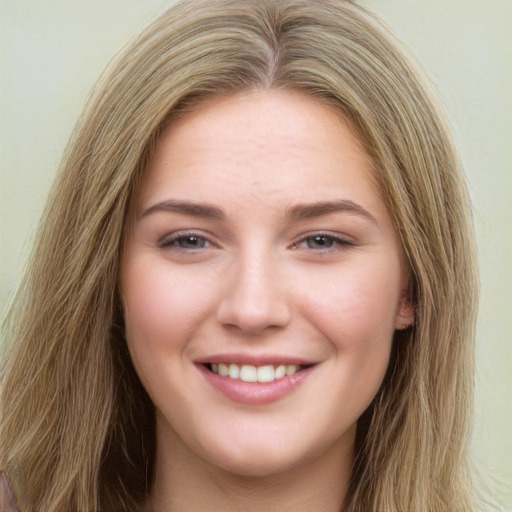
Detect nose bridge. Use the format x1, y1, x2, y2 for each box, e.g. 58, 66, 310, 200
216, 243, 290, 333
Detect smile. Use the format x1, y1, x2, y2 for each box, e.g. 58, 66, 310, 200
208, 363, 302, 383
198, 360, 314, 405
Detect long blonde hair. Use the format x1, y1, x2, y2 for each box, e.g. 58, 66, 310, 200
1, 1, 478, 510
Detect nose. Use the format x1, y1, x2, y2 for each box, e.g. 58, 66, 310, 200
216, 250, 291, 334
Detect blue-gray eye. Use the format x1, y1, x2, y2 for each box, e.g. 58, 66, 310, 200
174, 236, 209, 249
306, 235, 335, 249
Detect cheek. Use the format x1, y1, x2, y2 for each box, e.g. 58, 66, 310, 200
123, 275, 176, 346
121, 268, 178, 387
121, 259, 216, 346
299, 264, 400, 416
120, 259, 218, 400
297, 258, 402, 350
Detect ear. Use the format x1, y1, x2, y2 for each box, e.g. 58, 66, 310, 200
395, 286, 415, 330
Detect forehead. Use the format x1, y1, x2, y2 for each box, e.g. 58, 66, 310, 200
136, 90, 382, 211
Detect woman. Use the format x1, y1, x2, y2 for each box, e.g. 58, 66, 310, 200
0, 1, 479, 510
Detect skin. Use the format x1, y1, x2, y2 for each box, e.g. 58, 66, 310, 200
120, 90, 414, 511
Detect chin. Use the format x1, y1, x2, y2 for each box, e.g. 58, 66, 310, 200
194, 424, 350, 479
207, 446, 308, 479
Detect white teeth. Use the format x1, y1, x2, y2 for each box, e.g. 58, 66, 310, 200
275, 365, 286, 379
286, 364, 299, 376
239, 365, 257, 382
257, 365, 275, 383
228, 363, 239, 379
209, 363, 302, 382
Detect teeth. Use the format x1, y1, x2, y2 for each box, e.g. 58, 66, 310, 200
240, 365, 257, 382
210, 363, 301, 382
228, 363, 239, 379
275, 365, 286, 379
257, 365, 275, 383
286, 364, 298, 376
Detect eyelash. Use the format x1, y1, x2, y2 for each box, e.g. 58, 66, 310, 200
158, 230, 353, 253
291, 232, 354, 253
158, 231, 213, 251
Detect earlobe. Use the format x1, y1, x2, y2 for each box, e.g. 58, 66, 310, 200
395, 286, 415, 330
395, 303, 415, 330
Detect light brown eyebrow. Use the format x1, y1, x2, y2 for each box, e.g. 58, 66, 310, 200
139, 200, 226, 221
287, 200, 378, 224
139, 198, 377, 226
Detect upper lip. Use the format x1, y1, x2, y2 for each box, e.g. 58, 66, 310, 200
195, 353, 316, 366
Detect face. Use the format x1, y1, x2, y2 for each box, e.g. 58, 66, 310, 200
121, 90, 413, 478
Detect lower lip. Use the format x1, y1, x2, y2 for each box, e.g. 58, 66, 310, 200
197, 364, 314, 405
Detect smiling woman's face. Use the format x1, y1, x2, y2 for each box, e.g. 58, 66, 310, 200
120, 90, 413, 479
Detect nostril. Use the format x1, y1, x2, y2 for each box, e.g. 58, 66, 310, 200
216, 297, 291, 333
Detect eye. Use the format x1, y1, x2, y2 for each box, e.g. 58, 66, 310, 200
174, 235, 210, 249
305, 235, 336, 249
292, 232, 354, 252
159, 232, 212, 250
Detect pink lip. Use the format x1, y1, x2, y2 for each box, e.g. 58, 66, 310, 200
197, 363, 314, 406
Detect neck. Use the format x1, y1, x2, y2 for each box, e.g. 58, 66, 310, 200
146, 424, 354, 512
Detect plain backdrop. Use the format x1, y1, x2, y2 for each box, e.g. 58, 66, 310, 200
1, 1, 511, 507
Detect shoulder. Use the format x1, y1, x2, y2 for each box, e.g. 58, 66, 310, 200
0, 470, 19, 512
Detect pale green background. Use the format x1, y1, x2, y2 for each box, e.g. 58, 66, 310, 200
1, 1, 511, 507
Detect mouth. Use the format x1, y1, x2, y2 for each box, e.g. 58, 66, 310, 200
198, 359, 315, 406
204, 363, 311, 383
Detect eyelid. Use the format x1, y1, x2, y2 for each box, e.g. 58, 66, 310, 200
157, 229, 218, 249
156, 229, 355, 252
291, 231, 355, 250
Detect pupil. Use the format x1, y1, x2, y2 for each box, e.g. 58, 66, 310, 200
309, 236, 332, 248
181, 236, 201, 247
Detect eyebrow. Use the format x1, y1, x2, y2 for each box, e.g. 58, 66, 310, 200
139, 198, 377, 225
287, 200, 378, 224
140, 199, 226, 221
